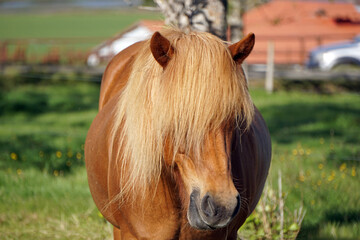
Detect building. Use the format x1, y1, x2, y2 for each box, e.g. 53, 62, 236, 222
87, 20, 163, 66
243, 0, 360, 64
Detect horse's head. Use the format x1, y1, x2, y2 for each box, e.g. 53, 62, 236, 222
151, 31, 255, 230
170, 126, 240, 230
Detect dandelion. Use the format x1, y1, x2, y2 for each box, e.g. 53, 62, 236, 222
299, 172, 305, 182
10, 153, 18, 161
330, 143, 335, 150
54, 170, 59, 177
56, 151, 62, 158
339, 163, 346, 172
351, 167, 356, 177
292, 149, 298, 156
66, 161, 72, 167
306, 149, 312, 155
299, 149, 304, 156
16, 169, 22, 175
67, 150, 73, 158
317, 180, 322, 186
318, 163, 324, 170
327, 171, 335, 182
76, 152, 82, 160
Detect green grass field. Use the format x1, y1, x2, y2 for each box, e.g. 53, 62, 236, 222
1, 9, 359, 240
0, 9, 162, 63
0, 10, 162, 39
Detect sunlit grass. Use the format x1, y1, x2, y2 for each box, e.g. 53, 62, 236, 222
0, 168, 113, 240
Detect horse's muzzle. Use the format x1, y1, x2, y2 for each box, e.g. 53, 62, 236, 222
187, 189, 240, 230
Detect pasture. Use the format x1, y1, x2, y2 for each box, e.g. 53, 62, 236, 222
0, 9, 359, 240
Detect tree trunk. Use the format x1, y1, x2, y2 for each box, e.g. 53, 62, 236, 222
154, 0, 228, 40
228, 0, 247, 42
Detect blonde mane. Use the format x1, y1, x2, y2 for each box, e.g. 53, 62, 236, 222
110, 29, 254, 203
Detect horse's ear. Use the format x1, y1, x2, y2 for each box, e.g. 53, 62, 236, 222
229, 33, 255, 64
150, 32, 174, 68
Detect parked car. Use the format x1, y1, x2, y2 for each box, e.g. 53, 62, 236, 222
306, 35, 360, 70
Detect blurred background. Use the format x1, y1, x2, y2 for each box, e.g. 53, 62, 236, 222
0, 0, 359, 239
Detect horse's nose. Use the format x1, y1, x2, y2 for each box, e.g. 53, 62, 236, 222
200, 193, 240, 227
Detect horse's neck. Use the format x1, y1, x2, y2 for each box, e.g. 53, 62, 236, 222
98, 41, 144, 110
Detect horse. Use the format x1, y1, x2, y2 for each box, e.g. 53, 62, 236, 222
85, 28, 271, 240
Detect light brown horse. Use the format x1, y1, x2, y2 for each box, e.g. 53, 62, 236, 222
85, 28, 271, 240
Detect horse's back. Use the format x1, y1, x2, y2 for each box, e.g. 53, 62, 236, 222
230, 107, 271, 227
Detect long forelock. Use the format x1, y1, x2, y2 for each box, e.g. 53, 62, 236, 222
110, 29, 254, 203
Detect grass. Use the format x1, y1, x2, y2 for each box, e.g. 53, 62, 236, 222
250, 89, 360, 239
0, 9, 163, 62
0, 168, 113, 239
0, 9, 162, 39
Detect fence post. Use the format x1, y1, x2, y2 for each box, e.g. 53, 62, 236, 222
265, 41, 274, 93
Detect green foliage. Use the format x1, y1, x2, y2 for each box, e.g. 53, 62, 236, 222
0, 82, 99, 174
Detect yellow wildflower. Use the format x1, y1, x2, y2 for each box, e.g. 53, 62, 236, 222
351, 167, 356, 177
318, 163, 324, 170
339, 163, 347, 172
56, 151, 62, 158
327, 175, 335, 182
10, 153, 18, 161
299, 172, 305, 182
299, 149, 304, 155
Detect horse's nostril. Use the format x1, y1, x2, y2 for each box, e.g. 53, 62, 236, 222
201, 193, 217, 218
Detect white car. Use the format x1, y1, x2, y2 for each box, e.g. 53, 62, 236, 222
306, 35, 360, 71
